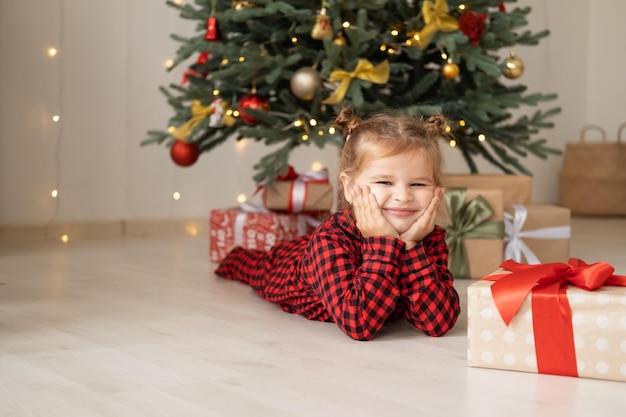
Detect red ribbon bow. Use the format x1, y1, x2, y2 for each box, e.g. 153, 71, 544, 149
485, 258, 626, 377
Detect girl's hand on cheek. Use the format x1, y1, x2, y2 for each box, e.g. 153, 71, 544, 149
400, 186, 445, 247
350, 185, 399, 239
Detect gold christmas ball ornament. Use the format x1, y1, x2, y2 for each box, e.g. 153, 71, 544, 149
290, 67, 322, 101
333, 35, 347, 46
442, 62, 460, 80
504, 52, 525, 79
231, 0, 255, 10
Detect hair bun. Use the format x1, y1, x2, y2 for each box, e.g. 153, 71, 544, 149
335, 107, 362, 138
425, 114, 448, 136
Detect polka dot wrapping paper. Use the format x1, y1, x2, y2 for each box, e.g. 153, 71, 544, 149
467, 262, 626, 382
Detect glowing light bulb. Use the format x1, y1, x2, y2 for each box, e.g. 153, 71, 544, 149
309, 118, 317, 126
441, 52, 448, 60
459, 120, 466, 127
449, 139, 457, 148
48, 48, 58, 57
168, 126, 176, 134
380, 44, 387, 52
235, 138, 247, 152
328, 126, 336, 134
294, 119, 303, 127
237, 193, 247, 203
311, 161, 324, 171
187, 226, 198, 236
52, 115, 60, 122
238, 56, 245, 62
458, 4, 467, 11
478, 134, 486, 142
51, 189, 58, 198
165, 59, 174, 69
172, 192, 181, 200
60, 234, 69, 243
342, 21, 350, 29
445, 125, 452, 133
291, 36, 298, 44
317, 130, 324, 136
212, 89, 220, 96
301, 134, 309, 141
391, 29, 399, 36
221, 58, 229, 65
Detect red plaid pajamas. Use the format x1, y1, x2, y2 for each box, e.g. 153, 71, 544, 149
215, 210, 460, 340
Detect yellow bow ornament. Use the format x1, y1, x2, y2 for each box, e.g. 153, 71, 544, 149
415, 0, 459, 50
322, 59, 390, 105
170, 100, 214, 139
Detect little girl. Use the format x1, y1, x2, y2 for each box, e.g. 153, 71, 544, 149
215, 108, 460, 340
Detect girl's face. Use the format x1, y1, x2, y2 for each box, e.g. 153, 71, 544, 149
341, 148, 436, 234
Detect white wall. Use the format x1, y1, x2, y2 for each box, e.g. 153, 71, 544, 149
0, 0, 617, 226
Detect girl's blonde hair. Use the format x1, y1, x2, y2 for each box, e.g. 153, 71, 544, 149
334, 107, 449, 211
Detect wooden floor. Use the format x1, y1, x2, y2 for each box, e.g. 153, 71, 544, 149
1, 216, 625, 416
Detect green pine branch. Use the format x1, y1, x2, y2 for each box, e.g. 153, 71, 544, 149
143, 0, 561, 183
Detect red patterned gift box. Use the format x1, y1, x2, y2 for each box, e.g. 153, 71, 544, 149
467, 259, 626, 382
209, 205, 322, 262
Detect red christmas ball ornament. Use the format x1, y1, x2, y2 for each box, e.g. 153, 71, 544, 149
238, 93, 270, 124
170, 140, 200, 167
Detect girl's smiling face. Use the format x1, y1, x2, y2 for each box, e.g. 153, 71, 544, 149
341, 148, 436, 234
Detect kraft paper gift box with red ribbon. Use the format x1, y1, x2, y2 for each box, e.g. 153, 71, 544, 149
209, 204, 323, 262
467, 259, 626, 382
504, 204, 571, 264
441, 174, 532, 206
260, 166, 334, 214
437, 188, 505, 279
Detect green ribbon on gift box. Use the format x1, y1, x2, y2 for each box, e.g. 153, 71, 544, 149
441, 188, 504, 278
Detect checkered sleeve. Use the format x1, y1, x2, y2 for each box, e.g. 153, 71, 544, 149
398, 226, 460, 336
302, 231, 404, 341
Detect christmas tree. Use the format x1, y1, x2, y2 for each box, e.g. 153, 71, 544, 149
143, 0, 560, 184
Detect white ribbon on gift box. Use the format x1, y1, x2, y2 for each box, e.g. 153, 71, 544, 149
289, 168, 329, 213
504, 204, 571, 264
233, 202, 322, 246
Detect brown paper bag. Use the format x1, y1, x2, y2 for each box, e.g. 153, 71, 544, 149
559, 124, 626, 215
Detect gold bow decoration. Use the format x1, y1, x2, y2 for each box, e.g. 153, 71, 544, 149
170, 100, 214, 139
322, 59, 390, 105
414, 0, 459, 50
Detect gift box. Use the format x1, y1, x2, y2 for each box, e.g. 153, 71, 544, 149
504, 204, 571, 264
209, 206, 323, 262
441, 174, 532, 205
437, 188, 504, 279
262, 167, 334, 213
467, 259, 626, 382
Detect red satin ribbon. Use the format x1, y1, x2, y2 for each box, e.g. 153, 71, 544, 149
485, 258, 626, 377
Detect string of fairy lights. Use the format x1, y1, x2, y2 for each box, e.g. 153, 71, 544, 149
43, 0, 502, 242
164, 1, 491, 155
46, 0, 65, 243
